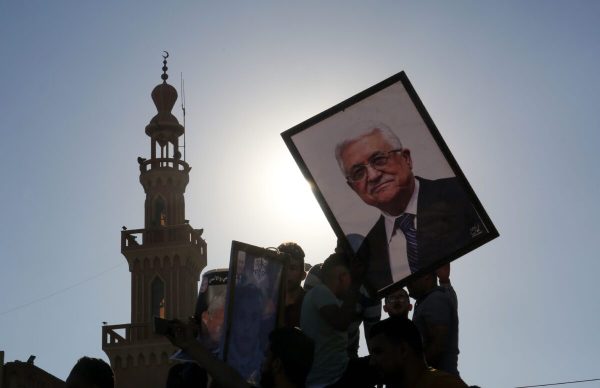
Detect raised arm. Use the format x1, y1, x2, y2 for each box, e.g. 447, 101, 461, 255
318, 284, 360, 331
166, 320, 251, 388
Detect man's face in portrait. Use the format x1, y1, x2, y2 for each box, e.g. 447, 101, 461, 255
340, 130, 415, 215
202, 304, 225, 343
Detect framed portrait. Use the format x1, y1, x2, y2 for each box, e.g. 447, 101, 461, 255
220, 241, 287, 385
171, 268, 229, 362
281, 71, 498, 297
195, 268, 228, 353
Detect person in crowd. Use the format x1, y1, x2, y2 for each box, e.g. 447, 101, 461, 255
278, 242, 307, 328
261, 327, 316, 388
303, 263, 323, 292
382, 287, 412, 319
436, 263, 458, 308
303, 259, 380, 359
300, 253, 380, 388
347, 290, 381, 359
166, 322, 314, 388
300, 253, 357, 387
407, 263, 460, 376
334, 122, 482, 292
335, 240, 381, 359
368, 316, 468, 388
66, 357, 114, 388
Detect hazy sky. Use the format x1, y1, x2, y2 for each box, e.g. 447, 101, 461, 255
1, 2, 599, 387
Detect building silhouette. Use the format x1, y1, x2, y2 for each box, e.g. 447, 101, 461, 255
0, 352, 65, 388
102, 55, 207, 388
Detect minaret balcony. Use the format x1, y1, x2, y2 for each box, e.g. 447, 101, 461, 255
102, 322, 171, 348
139, 158, 190, 173
121, 224, 206, 254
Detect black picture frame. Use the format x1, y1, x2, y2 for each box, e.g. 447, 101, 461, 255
220, 241, 287, 385
281, 71, 498, 297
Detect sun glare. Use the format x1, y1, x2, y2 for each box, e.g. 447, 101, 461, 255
262, 155, 323, 225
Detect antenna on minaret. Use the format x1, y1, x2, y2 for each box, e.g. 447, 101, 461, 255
180, 72, 186, 162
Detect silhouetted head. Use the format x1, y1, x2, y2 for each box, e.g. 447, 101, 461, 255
260, 327, 315, 388
368, 317, 425, 382
406, 271, 437, 300
383, 288, 412, 318
66, 357, 114, 388
303, 263, 323, 292
278, 242, 306, 291
321, 253, 351, 297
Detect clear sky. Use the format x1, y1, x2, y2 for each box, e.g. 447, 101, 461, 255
1, 2, 599, 387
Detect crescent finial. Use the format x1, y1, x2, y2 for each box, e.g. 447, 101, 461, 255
161, 51, 170, 82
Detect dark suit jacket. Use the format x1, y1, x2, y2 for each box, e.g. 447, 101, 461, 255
357, 177, 483, 294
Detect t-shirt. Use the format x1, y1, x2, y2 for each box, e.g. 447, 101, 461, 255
412, 286, 459, 376
284, 288, 306, 328
300, 284, 349, 387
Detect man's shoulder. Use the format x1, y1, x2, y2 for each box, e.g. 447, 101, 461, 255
301, 286, 331, 329
418, 287, 453, 306
365, 214, 386, 236
354, 215, 387, 257
419, 368, 468, 388
355, 214, 393, 294
361, 215, 387, 252
305, 284, 337, 304
417, 176, 467, 200
416, 176, 479, 240
415, 287, 454, 313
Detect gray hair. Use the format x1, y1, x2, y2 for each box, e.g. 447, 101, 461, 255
334, 122, 403, 175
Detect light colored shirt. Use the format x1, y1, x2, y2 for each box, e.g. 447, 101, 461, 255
413, 286, 460, 376
382, 179, 420, 282
300, 284, 349, 387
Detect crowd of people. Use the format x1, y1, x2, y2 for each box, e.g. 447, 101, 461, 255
163, 239, 473, 388
67, 241, 476, 388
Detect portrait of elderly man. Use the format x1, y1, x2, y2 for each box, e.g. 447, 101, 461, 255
335, 122, 483, 293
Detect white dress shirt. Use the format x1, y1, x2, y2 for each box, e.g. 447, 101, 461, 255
382, 179, 420, 283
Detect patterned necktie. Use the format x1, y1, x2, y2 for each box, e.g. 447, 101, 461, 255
395, 213, 419, 273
